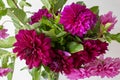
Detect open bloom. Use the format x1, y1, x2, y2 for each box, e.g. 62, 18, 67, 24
0, 68, 12, 77
100, 11, 117, 31
0, 29, 9, 39
60, 3, 97, 37
71, 39, 108, 68
29, 9, 52, 24
13, 30, 52, 69
85, 55, 120, 78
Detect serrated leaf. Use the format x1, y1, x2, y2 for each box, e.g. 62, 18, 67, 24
41, 0, 51, 10
90, 6, 99, 14
7, 0, 18, 8
67, 42, 83, 53
0, 36, 16, 48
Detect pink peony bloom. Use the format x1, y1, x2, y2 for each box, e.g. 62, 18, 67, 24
0, 67, 12, 77
85, 55, 120, 78
100, 11, 117, 31
48, 50, 73, 74
66, 68, 89, 80
29, 9, 52, 24
0, 29, 9, 39
60, 3, 97, 37
13, 30, 53, 69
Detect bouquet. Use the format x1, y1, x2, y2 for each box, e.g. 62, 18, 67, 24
0, 0, 120, 80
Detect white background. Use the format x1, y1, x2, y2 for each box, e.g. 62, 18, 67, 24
0, 0, 120, 80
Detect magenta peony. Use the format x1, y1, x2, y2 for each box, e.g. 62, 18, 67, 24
0, 68, 12, 77
60, 3, 97, 37
13, 30, 52, 69
29, 9, 52, 24
100, 11, 117, 31
0, 29, 9, 39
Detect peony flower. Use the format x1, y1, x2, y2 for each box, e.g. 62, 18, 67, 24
66, 68, 89, 80
0, 29, 9, 39
85, 55, 120, 78
83, 39, 108, 58
100, 11, 117, 31
48, 50, 73, 74
29, 9, 52, 24
0, 68, 12, 77
13, 30, 52, 69
60, 3, 97, 37
71, 39, 108, 68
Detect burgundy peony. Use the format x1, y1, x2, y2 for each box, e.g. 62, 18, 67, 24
13, 30, 52, 69
60, 3, 97, 37
29, 9, 52, 24
48, 50, 73, 74
71, 39, 108, 68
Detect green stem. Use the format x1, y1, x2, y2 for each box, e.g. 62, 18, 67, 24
31, 67, 41, 80
12, 0, 19, 9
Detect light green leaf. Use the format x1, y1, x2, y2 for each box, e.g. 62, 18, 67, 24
7, 8, 27, 25
104, 33, 120, 43
67, 42, 84, 53
7, 0, 18, 8
0, 36, 16, 48
0, 0, 5, 9
90, 6, 99, 14
41, 0, 51, 10
19, 0, 31, 9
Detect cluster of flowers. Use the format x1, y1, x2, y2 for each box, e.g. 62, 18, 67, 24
0, 2, 120, 80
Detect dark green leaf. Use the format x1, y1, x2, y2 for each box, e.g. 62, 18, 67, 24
76, 1, 86, 6
41, 0, 51, 10
54, 0, 67, 12
7, 0, 18, 8
90, 6, 99, 14
67, 42, 83, 53
0, 36, 16, 48
41, 71, 48, 79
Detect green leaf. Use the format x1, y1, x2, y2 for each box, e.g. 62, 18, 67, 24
19, 0, 31, 9
0, 0, 5, 9
104, 33, 120, 43
41, 71, 48, 79
76, 1, 86, 6
20, 66, 28, 71
7, 0, 18, 8
67, 42, 84, 53
41, 0, 51, 10
7, 8, 27, 25
0, 36, 16, 48
90, 6, 99, 14
54, 0, 67, 12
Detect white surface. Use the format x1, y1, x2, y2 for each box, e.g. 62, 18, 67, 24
0, 0, 120, 80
